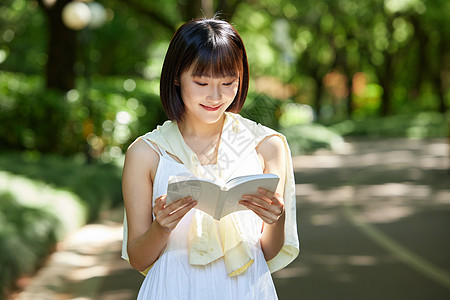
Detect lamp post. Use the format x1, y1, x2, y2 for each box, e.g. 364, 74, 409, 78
62, 0, 107, 162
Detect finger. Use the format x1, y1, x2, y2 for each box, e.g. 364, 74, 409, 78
257, 188, 275, 198
246, 201, 277, 219
166, 196, 194, 212
240, 201, 278, 224
154, 195, 167, 210
155, 200, 196, 231
155, 194, 167, 203
156, 196, 192, 222
270, 192, 285, 205
241, 194, 273, 210
240, 197, 284, 218
153, 195, 166, 215
256, 189, 285, 207
166, 200, 197, 223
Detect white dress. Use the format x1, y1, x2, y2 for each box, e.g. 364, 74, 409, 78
135, 139, 278, 300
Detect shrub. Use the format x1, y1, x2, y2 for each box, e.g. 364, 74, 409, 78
0, 192, 58, 295
0, 152, 124, 297
330, 112, 449, 138
0, 72, 167, 160
280, 123, 346, 155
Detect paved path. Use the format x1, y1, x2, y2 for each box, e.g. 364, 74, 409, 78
12, 138, 450, 300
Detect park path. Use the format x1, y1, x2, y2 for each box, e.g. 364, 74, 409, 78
12, 138, 450, 300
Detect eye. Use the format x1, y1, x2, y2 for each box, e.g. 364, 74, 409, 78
223, 79, 237, 86
195, 82, 208, 86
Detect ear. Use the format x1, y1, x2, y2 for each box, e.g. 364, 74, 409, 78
175, 78, 180, 86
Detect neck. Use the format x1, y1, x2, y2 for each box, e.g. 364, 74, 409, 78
178, 114, 226, 139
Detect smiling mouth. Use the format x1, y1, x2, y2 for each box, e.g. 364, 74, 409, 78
200, 104, 222, 111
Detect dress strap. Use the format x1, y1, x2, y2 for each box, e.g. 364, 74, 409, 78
140, 137, 183, 164
140, 137, 167, 157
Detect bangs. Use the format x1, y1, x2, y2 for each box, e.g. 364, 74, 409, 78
190, 42, 242, 78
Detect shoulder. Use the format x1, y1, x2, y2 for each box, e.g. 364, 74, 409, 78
256, 134, 285, 160
126, 138, 158, 158
256, 134, 286, 184
124, 138, 160, 180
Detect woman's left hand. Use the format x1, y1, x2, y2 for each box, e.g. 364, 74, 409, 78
239, 188, 285, 224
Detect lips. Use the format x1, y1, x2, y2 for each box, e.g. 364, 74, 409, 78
200, 104, 222, 111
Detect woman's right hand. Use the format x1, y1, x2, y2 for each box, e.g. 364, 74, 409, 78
153, 195, 197, 232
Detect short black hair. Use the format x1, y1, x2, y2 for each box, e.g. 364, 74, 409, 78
160, 18, 249, 122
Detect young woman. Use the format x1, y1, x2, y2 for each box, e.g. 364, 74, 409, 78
122, 18, 299, 299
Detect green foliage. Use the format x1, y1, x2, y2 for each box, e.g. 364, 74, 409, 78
0, 152, 123, 221
235, 0, 449, 118
241, 94, 342, 154
281, 123, 345, 155
0, 71, 166, 159
0, 192, 58, 295
0, 153, 124, 295
241, 93, 282, 130
2, 0, 449, 126
0, 0, 47, 74
0, 72, 74, 153
331, 112, 449, 138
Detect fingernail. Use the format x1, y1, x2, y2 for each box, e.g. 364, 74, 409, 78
258, 188, 265, 194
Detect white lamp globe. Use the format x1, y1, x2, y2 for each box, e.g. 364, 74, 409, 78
87, 2, 107, 29
62, 1, 91, 30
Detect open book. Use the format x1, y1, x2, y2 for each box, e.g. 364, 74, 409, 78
166, 173, 280, 220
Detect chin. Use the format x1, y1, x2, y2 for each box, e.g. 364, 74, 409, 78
187, 105, 229, 124
199, 111, 226, 125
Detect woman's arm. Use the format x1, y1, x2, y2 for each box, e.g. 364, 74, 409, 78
240, 135, 287, 261
122, 139, 196, 272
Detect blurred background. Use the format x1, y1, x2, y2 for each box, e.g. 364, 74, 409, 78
0, 0, 449, 299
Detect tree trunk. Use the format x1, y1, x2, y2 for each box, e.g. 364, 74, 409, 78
436, 65, 447, 114
436, 41, 447, 113
178, 0, 203, 21
379, 63, 392, 117
410, 16, 428, 100
39, 0, 77, 92
314, 76, 324, 122
346, 76, 353, 119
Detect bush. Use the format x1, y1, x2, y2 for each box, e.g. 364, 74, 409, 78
241, 94, 342, 154
0, 152, 123, 221
330, 112, 449, 138
0, 152, 124, 297
0, 72, 167, 160
0, 192, 59, 295
0, 171, 86, 297
280, 123, 346, 155
241, 93, 283, 130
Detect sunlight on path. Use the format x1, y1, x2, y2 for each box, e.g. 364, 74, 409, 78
14, 221, 125, 300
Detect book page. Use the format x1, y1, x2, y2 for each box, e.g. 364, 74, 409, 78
220, 176, 280, 219
225, 173, 279, 190
166, 177, 221, 217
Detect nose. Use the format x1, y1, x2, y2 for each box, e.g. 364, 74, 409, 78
207, 85, 222, 102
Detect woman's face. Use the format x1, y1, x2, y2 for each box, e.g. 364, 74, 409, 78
178, 64, 239, 125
